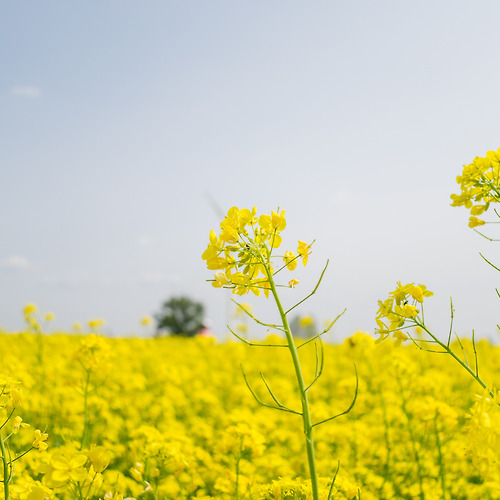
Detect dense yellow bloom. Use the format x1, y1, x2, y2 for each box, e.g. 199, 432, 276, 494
0, 330, 498, 498
451, 148, 500, 226
375, 282, 432, 343
202, 207, 310, 297
49, 452, 88, 483
466, 390, 500, 482
87, 446, 111, 473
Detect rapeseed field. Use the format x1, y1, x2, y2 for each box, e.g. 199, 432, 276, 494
0, 330, 498, 499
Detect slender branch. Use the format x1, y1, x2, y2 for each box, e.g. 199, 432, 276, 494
227, 326, 288, 347
312, 364, 358, 427
0, 410, 15, 432
472, 330, 479, 377
240, 365, 302, 415
260, 372, 283, 407
473, 229, 500, 241
259, 372, 300, 414
413, 319, 494, 398
447, 298, 454, 347
231, 299, 284, 330
298, 309, 346, 349
327, 460, 341, 500
479, 253, 500, 272
285, 260, 329, 315
305, 340, 324, 392
10, 447, 34, 464
454, 333, 469, 367
407, 333, 447, 354
273, 254, 302, 276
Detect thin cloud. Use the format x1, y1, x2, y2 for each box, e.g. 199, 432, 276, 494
2, 255, 31, 269
11, 86, 42, 98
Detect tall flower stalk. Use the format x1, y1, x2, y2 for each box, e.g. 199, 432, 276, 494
375, 148, 500, 398
202, 206, 357, 500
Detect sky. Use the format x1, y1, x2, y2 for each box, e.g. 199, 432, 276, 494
2, 1, 500, 341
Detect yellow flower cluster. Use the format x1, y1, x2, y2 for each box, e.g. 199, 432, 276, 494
450, 147, 500, 227
202, 207, 311, 297
0, 328, 498, 498
375, 282, 433, 344
465, 390, 500, 485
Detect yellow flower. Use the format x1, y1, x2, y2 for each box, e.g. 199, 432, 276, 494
23, 303, 37, 316
399, 304, 418, 318
451, 148, 500, 227
44, 312, 55, 322
297, 241, 312, 266
469, 216, 486, 228
409, 284, 432, 303
393, 330, 408, 347
259, 210, 286, 234
87, 446, 111, 473
212, 271, 231, 288
289, 279, 299, 288
88, 318, 105, 330
283, 251, 297, 271
140, 316, 152, 326
9, 388, 23, 408
12, 416, 30, 434
50, 452, 88, 483
203, 207, 300, 299
33, 429, 49, 451
25, 482, 53, 500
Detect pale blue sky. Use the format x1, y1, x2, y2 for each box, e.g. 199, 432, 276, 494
2, 1, 500, 340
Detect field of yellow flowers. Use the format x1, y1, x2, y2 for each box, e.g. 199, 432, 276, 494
0, 327, 499, 500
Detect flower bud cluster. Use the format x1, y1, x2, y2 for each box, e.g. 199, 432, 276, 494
202, 207, 311, 297
375, 282, 433, 344
450, 148, 500, 227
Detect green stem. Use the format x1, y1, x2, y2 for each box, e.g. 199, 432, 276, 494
0, 431, 10, 500
415, 320, 493, 398
265, 268, 319, 500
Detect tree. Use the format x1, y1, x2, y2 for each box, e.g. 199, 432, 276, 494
155, 296, 205, 337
